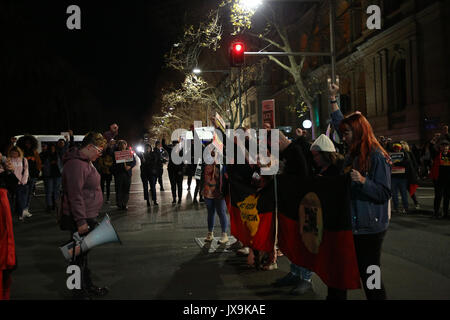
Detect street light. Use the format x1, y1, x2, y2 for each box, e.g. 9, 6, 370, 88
240, 0, 263, 11
191, 68, 230, 74
302, 119, 312, 129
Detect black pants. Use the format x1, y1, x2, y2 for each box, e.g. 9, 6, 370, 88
141, 175, 157, 202
116, 173, 131, 207
157, 169, 163, 189
168, 169, 183, 200
69, 219, 99, 290
187, 164, 196, 188
100, 173, 112, 201
433, 179, 450, 217
327, 231, 387, 300
193, 179, 203, 201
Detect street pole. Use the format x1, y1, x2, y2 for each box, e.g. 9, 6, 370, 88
238, 67, 242, 126
329, 0, 337, 83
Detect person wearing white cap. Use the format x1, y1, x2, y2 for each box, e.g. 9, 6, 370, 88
286, 134, 344, 296
310, 134, 344, 176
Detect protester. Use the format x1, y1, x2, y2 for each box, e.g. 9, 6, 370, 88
154, 141, 166, 191
200, 149, 229, 244
429, 139, 450, 219
162, 138, 184, 204
16, 135, 41, 217
112, 140, 136, 210
61, 132, 108, 299
139, 143, 161, 206
400, 141, 420, 210
103, 123, 119, 143
389, 143, 413, 214
329, 81, 391, 300
96, 139, 115, 204
0, 152, 18, 300
7, 146, 30, 221
40, 144, 63, 212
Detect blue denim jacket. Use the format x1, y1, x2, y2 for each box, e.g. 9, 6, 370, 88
331, 110, 391, 234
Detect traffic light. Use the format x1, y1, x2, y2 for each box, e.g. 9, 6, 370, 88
229, 41, 245, 67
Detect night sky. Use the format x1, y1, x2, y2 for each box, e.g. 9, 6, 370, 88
0, 0, 206, 149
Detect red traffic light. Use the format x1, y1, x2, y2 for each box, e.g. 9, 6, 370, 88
230, 41, 245, 67
234, 44, 243, 52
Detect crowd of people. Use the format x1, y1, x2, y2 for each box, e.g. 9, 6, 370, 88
1, 82, 449, 300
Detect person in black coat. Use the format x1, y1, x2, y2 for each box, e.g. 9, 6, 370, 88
138, 144, 162, 206
111, 140, 136, 210
162, 139, 184, 204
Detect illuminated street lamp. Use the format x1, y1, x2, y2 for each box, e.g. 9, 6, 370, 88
240, 0, 263, 11
302, 119, 312, 129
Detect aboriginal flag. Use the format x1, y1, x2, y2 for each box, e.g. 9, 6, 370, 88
277, 174, 361, 290
226, 165, 275, 253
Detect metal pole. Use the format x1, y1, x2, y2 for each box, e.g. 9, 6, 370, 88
238, 67, 242, 126
329, 0, 337, 83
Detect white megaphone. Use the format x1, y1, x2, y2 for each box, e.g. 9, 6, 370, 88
60, 214, 121, 261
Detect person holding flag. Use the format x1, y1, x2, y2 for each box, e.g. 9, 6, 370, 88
329, 80, 391, 300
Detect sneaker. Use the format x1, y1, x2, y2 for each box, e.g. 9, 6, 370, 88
237, 247, 250, 256
178, 199, 182, 204
399, 208, 406, 215
273, 272, 300, 287
172, 199, 177, 204
218, 233, 229, 244
415, 203, 421, 210
199, 197, 205, 203
205, 232, 214, 242
290, 279, 313, 295
262, 262, 278, 271
23, 209, 32, 218
19, 215, 24, 221
154, 201, 158, 206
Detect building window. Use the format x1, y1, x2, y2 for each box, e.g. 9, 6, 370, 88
390, 59, 407, 113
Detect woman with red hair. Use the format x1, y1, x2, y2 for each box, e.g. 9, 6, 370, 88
328, 81, 392, 300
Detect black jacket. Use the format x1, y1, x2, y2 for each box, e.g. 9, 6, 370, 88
139, 150, 163, 178
162, 139, 184, 173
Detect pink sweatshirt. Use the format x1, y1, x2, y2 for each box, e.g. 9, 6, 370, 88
62, 148, 103, 227
10, 157, 29, 185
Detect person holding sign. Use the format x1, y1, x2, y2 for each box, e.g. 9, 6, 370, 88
112, 140, 136, 211
389, 143, 413, 215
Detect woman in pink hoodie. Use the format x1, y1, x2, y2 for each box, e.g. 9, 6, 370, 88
61, 132, 108, 299
7, 146, 29, 221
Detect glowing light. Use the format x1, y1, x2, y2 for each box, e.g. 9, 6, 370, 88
193, 68, 201, 74
136, 145, 144, 153
302, 120, 312, 129
240, 0, 262, 11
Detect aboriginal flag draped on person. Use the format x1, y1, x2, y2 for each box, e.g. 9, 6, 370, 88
226, 164, 276, 252
277, 137, 361, 290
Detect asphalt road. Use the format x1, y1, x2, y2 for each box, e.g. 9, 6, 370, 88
8, 166, 450, 300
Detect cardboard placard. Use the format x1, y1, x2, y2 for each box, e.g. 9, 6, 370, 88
215, 112, 226, 133
262, 99, 275, 129
114, 150, 133, 164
